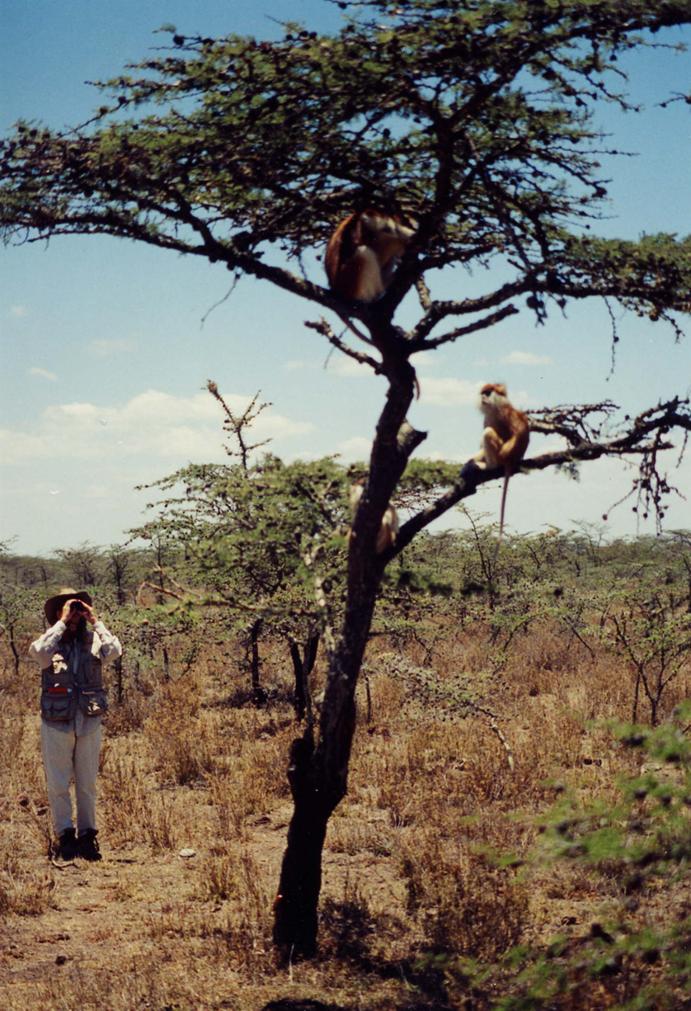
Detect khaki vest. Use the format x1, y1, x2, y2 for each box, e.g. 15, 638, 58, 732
40, 630, 109, 722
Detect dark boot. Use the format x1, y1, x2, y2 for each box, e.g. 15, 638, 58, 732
78, 829, 102, 862
57, 827, 78, 860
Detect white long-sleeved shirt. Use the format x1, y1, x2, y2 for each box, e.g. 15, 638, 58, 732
29, 619, 123, 735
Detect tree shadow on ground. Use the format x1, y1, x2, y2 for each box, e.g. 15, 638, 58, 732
314, 898, 452, 1009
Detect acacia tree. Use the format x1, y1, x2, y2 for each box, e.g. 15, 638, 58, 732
131, 449, 350, 711
3, 0, 691, 955
129, 382, 350, 710
53, 542, 103, 588
132, 384, 451, 713
606, 592, 691, 725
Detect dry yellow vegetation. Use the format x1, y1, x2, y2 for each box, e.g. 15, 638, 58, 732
2, 593, 690, 1010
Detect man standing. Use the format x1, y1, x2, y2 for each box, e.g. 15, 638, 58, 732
29, 588, 122, 861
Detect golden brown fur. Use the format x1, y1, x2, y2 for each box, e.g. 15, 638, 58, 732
473, 383, 530, 554
325, 210, 416, 302
348, 478, 399, 554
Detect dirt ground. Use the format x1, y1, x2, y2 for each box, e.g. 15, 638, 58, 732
0, 784, 420, 1010
3, 627, 684, 1011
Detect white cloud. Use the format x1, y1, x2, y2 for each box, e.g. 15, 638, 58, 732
85, 484, 109, 499
28, 367, 58, 382
0, 429, 52, 464
338, 436, 372, 461
411, 352, 437, 368
52, 402, 101, 421
284, 356, 379, 379
1, 389, 314, 467
87, 339, 138, 357
539, 439, 569, 455
331, 356, 374, 378
501, 350, 554, 366
474, 350, 554, 367
424, 449, 466, 464
260, 413, 314, 440
116, 389, 218, 426
284, 360, 314, 372
419, 377, 536, 409
10, 306, 28, 317
418, 377, 479, 407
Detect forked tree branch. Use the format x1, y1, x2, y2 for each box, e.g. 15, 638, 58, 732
390, 397, 691, 557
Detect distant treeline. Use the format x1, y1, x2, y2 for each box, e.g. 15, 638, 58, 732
2, 525, 691, 602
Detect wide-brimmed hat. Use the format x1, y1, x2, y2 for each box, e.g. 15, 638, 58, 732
44, 587, 93, 625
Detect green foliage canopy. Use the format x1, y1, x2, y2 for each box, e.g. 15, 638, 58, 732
131, 453, 349, 626
2, 0, 691, 348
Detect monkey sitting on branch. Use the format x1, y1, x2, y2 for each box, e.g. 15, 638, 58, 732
467, 383, 530, 556
348, 477, 399, 555
325, 209, 416, 303
324, 208, 422, 399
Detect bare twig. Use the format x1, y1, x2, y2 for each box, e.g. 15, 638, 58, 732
305, 318, 383, 373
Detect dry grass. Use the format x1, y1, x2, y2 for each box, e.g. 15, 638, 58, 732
2, 608, 690, 1011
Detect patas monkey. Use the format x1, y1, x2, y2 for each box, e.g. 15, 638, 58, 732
325, 210, 416, 303
472, 383, 530, 554
348, 478, 399, 555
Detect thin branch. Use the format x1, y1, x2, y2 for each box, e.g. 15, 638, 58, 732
408, 278, 534, 342
390, 397, 691, 559
409, 303, 521, 351
305, 318, 383, 374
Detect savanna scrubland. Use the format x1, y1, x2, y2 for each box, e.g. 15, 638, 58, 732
2, 523, 691, 1011
4, 2, 691, 1007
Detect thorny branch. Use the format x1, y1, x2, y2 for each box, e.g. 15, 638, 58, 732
137, 569, 322, 622
390, 396, 691, 555
305, 318, 384, 373
528, 400, 620, 446
382, 655, 515, 771
206, 381, 273, 470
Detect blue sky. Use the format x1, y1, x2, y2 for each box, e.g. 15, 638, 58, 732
1, 0, 690, 557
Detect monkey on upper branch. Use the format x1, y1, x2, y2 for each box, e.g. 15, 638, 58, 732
468, 383, 530, 556
325, 210, 416, 303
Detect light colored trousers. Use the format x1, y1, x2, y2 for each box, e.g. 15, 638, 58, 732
40, 719, 102, 836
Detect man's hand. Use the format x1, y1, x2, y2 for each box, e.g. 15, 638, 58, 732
59, 600, 75, 623
59, 599, 96, 624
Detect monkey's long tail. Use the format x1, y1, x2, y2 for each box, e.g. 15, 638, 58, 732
336, 311, 375, 347
493, 474, 510, 566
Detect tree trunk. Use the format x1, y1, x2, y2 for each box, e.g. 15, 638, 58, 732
273, 558, 396, 955
249, 617, 265, 704
9, 632, 20, 676
114, 654, 124, 704
289, 631, 319, 722
272, 728, 328, 957
273, 349, 425, 956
